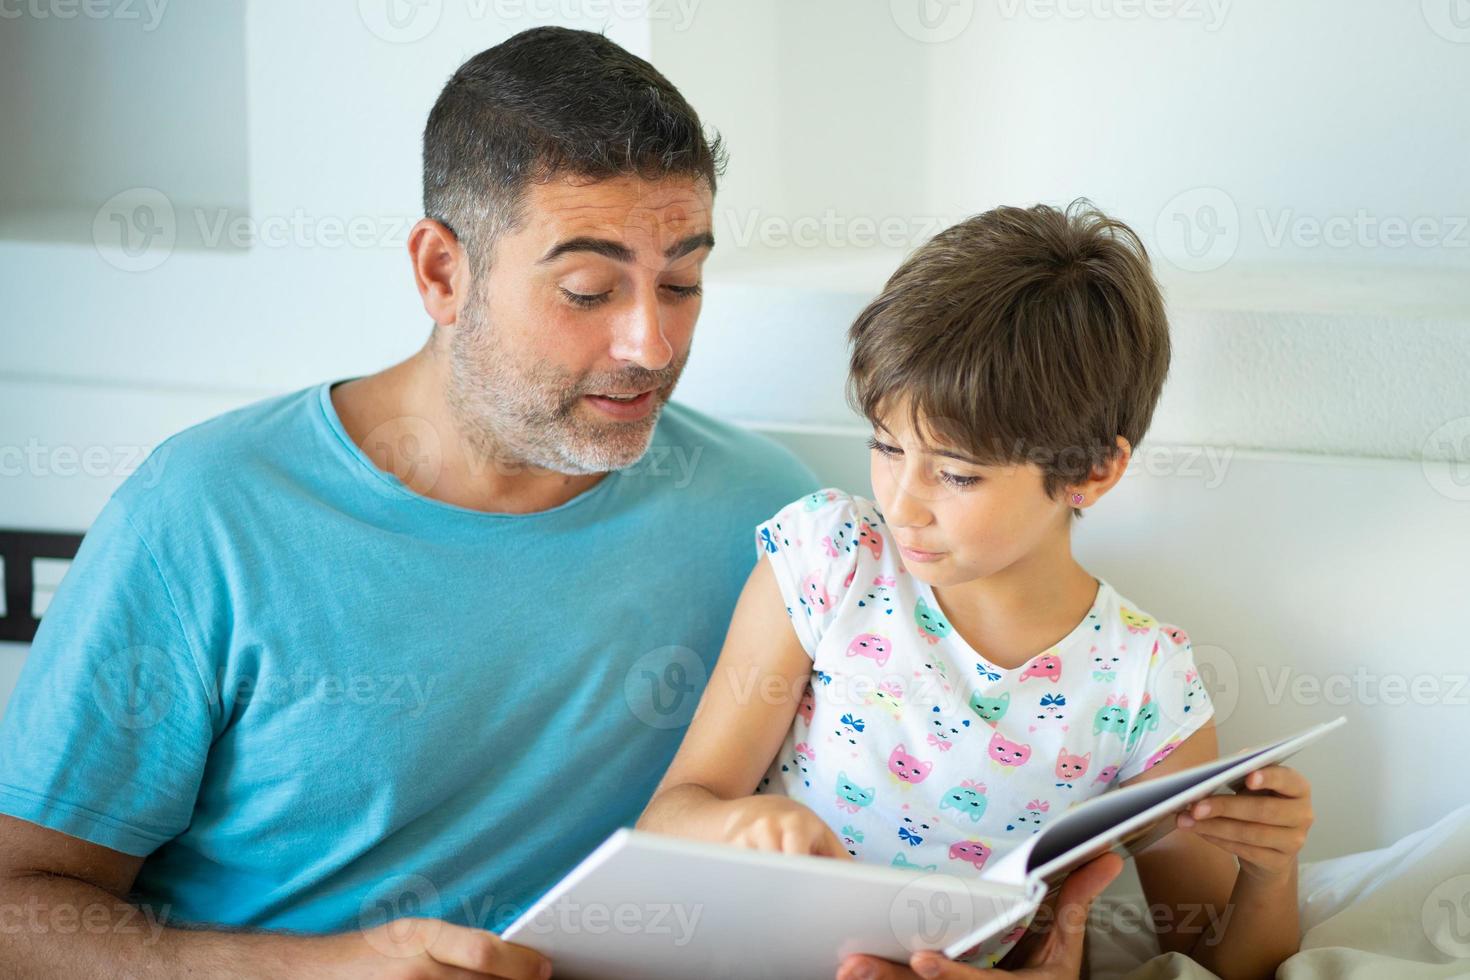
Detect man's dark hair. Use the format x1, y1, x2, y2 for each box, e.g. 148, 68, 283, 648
422, 26, 725, 269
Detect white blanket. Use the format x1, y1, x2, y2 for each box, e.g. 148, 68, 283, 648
1086, 802, 1470, 978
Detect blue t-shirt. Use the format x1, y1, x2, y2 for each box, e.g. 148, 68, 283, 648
0, 380, 816, 933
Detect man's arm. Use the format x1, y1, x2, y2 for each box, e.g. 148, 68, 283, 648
0, 815, 549, 979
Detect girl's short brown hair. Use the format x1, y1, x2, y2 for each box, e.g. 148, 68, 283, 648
848, 200, 1169, 511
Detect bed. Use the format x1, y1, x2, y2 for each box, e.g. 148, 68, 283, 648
1089, 801, 1470, 977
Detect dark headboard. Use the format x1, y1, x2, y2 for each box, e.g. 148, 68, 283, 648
0, 529, 84, 643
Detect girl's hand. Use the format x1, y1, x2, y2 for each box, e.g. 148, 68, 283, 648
716, 795, 853, 860
1176, 764, 1314, 881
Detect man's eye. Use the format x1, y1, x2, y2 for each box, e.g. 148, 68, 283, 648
865, 437, 900, 457
560, 287, 611, 309
662, 283, 703, 301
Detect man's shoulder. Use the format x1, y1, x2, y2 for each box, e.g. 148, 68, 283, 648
110, 383, 324, 521
651, 401, 819, 496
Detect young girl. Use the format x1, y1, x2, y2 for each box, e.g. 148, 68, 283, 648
638, 202, 1314, 979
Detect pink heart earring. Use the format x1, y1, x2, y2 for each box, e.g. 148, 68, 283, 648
1071, 493, 1085, 505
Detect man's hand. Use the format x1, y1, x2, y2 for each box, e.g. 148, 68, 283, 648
0, 814, 550, 980
834, 852, 1124, 980
324, 918, 551, 979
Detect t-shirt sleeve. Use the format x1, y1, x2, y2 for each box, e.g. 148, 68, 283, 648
752, 489, 863, 659
0, 495, 217, 856
1116, 624, 1216, 782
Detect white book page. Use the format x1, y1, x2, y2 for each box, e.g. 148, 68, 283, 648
504, 829, 1038, 980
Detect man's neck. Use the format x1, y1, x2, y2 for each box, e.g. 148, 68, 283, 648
330, 344, 606, 515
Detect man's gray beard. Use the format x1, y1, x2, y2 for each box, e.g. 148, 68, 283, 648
442, 299, 686, 477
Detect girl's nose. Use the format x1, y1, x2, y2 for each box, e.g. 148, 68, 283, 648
885, 475, 934, 529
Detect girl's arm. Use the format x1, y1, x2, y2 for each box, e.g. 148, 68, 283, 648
636, 559, 849, 859
1123, 719, 1311, 980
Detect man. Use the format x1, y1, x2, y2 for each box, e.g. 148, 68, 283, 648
0, 27, 1116, 979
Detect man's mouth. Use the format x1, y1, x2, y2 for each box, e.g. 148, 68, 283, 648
583, 388, 658, 419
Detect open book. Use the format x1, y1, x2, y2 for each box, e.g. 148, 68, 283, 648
502, 716, 1344, 979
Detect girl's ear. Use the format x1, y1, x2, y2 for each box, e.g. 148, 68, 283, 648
1075, 435, 1133, 505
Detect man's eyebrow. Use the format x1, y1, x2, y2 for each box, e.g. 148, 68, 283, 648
665, 231, 715, 260
537, 231, 715, 265
537, 237, 635, 264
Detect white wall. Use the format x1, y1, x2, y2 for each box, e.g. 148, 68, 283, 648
0, 2, 250, 242
4, 2, 1467, 534
652, 0, 1470, 460
924, 0, 1470, 273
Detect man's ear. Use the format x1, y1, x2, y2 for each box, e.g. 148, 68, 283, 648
1071, 435, 1132, 508
407, 217, 470, 328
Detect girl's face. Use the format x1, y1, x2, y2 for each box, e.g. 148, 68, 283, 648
867, 405, 1074, 588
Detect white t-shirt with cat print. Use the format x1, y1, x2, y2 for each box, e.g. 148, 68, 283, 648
752, 488, 1214, 966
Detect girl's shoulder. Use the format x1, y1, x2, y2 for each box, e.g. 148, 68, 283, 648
756, 488, 891, 561
755, 489, 902, 653
1092, 583, 1194, 660
765, 487, 883, 523
1045, 581, 1198, 707
1078, 583, 1212, 780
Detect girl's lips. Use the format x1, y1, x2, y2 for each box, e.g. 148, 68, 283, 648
899, 544, 945, 563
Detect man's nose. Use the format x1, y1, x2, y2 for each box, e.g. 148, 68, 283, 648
609, 290, 674, 371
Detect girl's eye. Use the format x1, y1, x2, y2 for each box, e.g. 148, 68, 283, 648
560, 287, 611, 309
662, 283, 703, 301
868, 436, 981, 488
939, 471, 982, 489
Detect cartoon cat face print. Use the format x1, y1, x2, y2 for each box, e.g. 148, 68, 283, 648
987, 731, 1032, 769
887, 744, 934, 784
846, 632, 892, 668
836, 771, 876, 812
948, 839, 992, 871
914, 598, 953, 645
939, 780, 988, 823
1054, 747, 1090, 788
969, 690, 1010, 726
